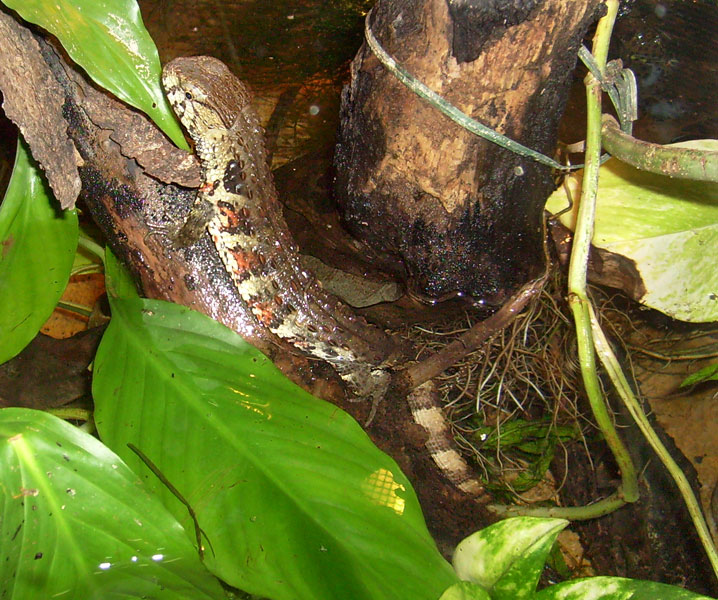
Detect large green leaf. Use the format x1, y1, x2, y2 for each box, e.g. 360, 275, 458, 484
3, 0, 187, 149
0, 140, 78, 364
92, 297, 456, 600
452, 517, 567, 600
533, 576, 713, 600
0, 407, 225, 599
546, 141, 718, 322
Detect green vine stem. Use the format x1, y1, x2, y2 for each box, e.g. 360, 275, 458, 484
55, 300, 93, 318
488, 492, 627, 520
574, 0, 718, 581
566, 0, 639, 506
589, 303, 718, 578
490, 0, 639, 521
77, 235, 105, 262
602, 114, 718, 182
47, 407, 92, 422
363, 9, 571, 171
483, 5, 718, 580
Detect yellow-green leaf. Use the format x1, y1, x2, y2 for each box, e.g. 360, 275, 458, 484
546, 140, 718, 322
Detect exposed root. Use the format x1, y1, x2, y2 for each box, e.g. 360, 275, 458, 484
403, 270, 594, 501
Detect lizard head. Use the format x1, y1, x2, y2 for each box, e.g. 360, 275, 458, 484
162, 56, 253, 137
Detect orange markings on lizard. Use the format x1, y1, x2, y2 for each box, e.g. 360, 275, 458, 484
228, 247, 263, 273
247, 299, 278, 326
217, 202, 240, 230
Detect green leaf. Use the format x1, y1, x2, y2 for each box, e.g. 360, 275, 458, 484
475, 420, 577, 494
104, 246, 140, 300
475, 419, 577, 454
0, 140, 78, 364
439, 581, 491, 600
546, 141, 718, 322
0, 407, 225, 599
681, 363, 718, 388
93, 297, 456, 600
439, 582, 492, 600
533, 576, 714, 600
3, 0, 188, 149
452, 517, 568, 600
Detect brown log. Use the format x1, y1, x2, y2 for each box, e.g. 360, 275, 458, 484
335, 0, 603, 305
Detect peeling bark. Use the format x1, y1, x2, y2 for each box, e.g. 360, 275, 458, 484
0, 10, 80, 209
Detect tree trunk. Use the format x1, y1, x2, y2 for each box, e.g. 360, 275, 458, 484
335, 0, 603, 305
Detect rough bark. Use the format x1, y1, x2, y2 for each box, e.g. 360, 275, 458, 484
335, 0, 603, 305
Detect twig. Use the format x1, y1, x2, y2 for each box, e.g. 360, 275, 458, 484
399, 274, 548, 394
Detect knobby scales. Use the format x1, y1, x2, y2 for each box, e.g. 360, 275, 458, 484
162, 55, 484, 498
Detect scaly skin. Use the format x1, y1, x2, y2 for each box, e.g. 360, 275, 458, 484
162, 55, 485, 497
162, 56, 397, 398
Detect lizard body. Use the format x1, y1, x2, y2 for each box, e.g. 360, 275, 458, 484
162, 55, 485, 499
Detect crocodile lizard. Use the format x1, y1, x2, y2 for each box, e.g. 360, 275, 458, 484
162, 55, 485, 497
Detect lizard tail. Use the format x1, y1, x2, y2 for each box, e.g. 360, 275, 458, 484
407, 381, 490, 500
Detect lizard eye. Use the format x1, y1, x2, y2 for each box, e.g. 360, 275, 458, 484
185, 91, 193, 100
